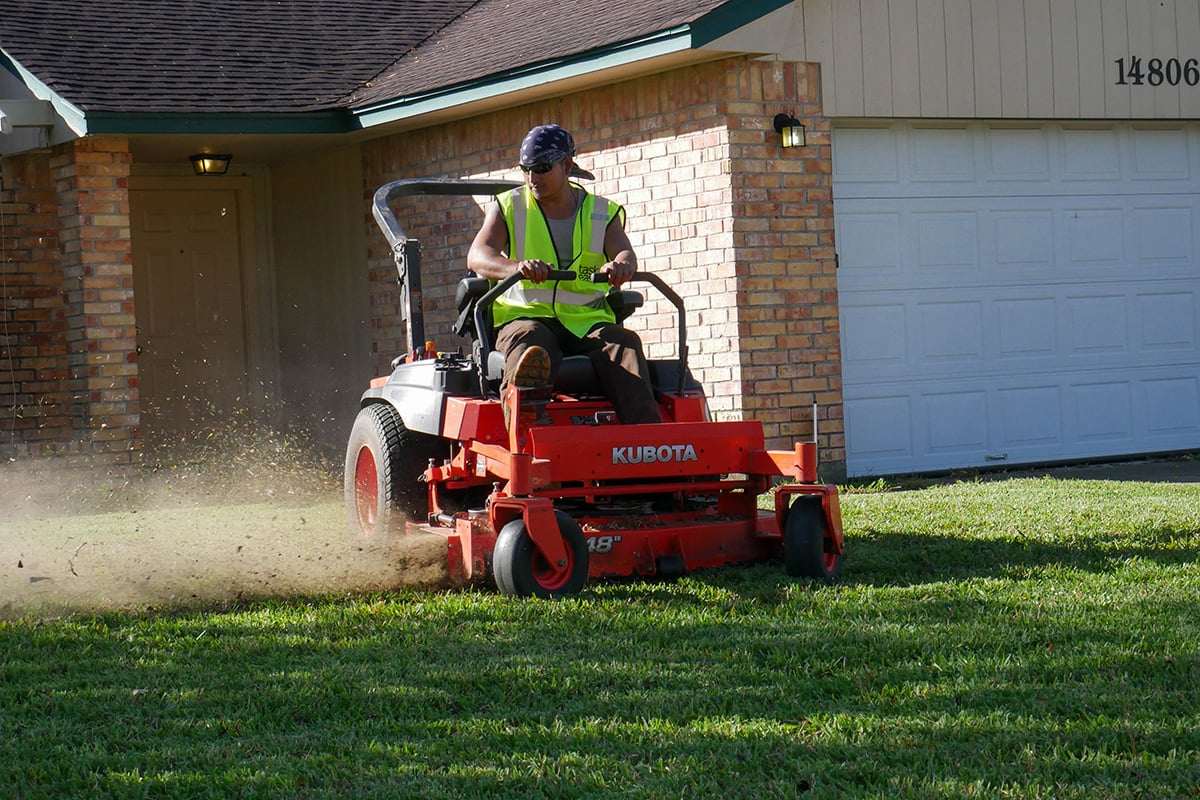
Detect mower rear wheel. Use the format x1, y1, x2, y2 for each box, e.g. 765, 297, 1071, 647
493, 511, 589, 599
344, 403, 444, 538
784, 494, 843, 582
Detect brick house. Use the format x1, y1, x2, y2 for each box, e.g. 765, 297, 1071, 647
2, 0, 1198, 480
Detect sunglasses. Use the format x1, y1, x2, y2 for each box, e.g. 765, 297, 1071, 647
520, 161, 560, 175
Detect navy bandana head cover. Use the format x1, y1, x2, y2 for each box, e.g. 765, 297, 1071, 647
519, 124, 596, 180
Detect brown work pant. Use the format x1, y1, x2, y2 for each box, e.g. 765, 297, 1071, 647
495, 318, 662, 424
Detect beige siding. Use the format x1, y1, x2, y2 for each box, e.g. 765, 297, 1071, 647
888, 0, 920, 114
970, 0, 1003, 116
860, 0, 894, 114
1182, 2, 1200, 115
271, 146, 374, 454
789, 0, 1200, 119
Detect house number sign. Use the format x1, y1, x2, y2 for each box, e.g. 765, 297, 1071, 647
1114, 56, 1200, 86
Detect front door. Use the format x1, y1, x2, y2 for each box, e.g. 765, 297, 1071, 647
131, 184, 252, 436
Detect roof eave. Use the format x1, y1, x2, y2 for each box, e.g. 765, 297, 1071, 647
1, 47, 88, 138
689, 0, 794, 48
84, 111, 357, 135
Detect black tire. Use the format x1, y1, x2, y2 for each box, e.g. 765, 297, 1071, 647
493, 511, 589, 598
344, 404, 446, 538
784, 494, 843, 582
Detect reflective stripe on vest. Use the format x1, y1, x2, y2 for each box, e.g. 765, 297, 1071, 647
494, 185, 620, 337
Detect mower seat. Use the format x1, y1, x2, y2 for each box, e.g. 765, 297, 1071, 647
454, 275, 644, 396
483, 348, 604, 395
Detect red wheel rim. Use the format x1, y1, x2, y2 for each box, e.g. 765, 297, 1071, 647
531, 546, 574, 592
353, 446, 379, 534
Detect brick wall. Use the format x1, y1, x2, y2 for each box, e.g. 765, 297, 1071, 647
361, 57, 844, 469
0, 151, 72, 455
0, 137, 139, 467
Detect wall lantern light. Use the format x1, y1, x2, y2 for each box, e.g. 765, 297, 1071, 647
773, 113, 806, 148
189, 153, 232, 175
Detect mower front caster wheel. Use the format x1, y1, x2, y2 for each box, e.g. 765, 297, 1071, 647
493, 511, 589, 599
784, 494, 843, 582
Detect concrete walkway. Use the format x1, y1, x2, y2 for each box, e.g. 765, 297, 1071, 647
944, 453, 1200, 484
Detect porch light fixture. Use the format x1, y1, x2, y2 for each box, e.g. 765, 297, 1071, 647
189, 153, 232, 175
773, 113, 806, 148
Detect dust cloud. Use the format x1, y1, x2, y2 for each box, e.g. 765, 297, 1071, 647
1, 426, 451, 619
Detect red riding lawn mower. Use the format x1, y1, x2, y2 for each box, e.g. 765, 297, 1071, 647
344, 179, 845, 598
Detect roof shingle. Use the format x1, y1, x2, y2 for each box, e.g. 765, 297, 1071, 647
0, 0, 739, 115
0, 0, 480, 113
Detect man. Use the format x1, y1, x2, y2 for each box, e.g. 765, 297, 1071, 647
467, 123, 662, 425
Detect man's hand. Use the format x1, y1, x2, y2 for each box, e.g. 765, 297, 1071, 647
599, 259, 635, 287
516, 259, 552, 283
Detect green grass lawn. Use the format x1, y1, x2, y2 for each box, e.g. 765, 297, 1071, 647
2, 476, 1198, 799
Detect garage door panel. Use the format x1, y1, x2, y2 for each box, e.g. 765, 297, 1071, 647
844, 395, 914, 461
845, 283, 1196, 383
926, 391, 988, 453
1131, 127, 1192, 180
1065, 208, 1125, 265
836, 123, 1200, 199
911, 126, 975, 181
915, 212, 979, 268
998, 385, 1063, 447
836, 120, 1200, 474
1139, 291, 1197, 350
919, 300, 983, 361
1133, 206, 1194, 263
832, 127, 901, 183
1066, 294, 1128, 354
1060, 127, 1122, 180
846, 366, 1198, 474
837, 212, 903, 273
839, 199, 1189, 292
1144, 376, 1200, 435
1072, 382, 1134, 442
995, 298, 1057, 357
841, 304, 907, 365
986, 126, 1053, 181
994, 211, 1055, 268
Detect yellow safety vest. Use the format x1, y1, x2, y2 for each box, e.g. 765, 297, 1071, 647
493, 184, 621, 337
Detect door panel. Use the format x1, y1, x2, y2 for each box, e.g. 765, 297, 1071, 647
132, 187, 250, 434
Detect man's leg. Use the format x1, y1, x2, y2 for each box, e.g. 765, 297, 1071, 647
495, 319, 561, 392
581, 323, 662, 424
494, 320, 561, 443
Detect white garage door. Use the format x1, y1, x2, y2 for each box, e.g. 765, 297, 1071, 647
834, 121, 1200, 476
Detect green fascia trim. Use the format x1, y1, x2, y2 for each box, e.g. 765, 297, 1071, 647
0, 47, 88, 135
690, 0, 795, 48
83, 111, 357, 135
352, 26, 695, 129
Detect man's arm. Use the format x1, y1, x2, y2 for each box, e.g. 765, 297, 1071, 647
600, 214, 638, 288
467, 202, 552, 283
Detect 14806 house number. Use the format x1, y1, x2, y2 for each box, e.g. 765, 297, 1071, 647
1114, 57, 1200, 86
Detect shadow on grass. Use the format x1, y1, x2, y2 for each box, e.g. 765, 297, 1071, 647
843, 527, 1199, 587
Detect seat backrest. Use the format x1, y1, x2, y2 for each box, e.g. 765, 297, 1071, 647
453, 276, 493, 340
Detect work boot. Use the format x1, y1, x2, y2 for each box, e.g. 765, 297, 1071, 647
511, 345, 551, 388
504, 346, 552, 450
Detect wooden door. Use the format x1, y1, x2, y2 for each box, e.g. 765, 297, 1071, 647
132, 187, 251, 435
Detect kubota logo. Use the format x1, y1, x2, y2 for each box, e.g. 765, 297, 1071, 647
612, 444, 699, 465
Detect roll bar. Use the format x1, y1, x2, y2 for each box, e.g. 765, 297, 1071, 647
371, 178, 520, 354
